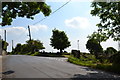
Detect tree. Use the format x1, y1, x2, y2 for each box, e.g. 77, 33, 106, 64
0, 40, 9, 51
26, 39, 45, 53
109, 51, 120, 64
104, 47, 117, 57
14, 43, 22, 54
91, 2, 120, 41
14, 39, 45, 54
2, 2, 51, 26
50, 29, 71, 54
86, 38, 103, 59
87, 30, 109, 44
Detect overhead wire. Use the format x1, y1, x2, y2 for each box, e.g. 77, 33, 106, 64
12, 0, 71, 45
32, 0, 71, 25
13, 28, 28, 42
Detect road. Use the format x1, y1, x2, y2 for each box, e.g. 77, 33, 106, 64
1, 55, 120, 79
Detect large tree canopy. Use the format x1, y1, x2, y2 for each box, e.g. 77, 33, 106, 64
50, 29, 71, 53
91, 2, 120, 41
86, 38, 103, 59
104, 47, 117, 56
2, 2, 51, 26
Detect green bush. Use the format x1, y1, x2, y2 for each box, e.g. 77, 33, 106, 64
111, 64, 120, 74
109, 51, 120, 64
104, 47, 117, 58
31, 52, 41, 56
96, 63, 120, 74
26, 52, 32, 55
96, 64, 111, 70
68, 53, 120, 74
68, 56, 96, 67
63, 52, 70, 55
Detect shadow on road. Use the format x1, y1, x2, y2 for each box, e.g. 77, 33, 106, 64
71, 67, 120, 79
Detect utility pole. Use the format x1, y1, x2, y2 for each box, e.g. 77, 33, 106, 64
12, 40, 14, 52
77, 40, 79, 50
28, 25, 31, 41
4, 30, 6, 42
0, 35, 2, 55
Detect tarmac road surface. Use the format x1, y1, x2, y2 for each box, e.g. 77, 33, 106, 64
1, 55, 120, 79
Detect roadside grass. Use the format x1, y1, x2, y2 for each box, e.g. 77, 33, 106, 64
68, 55, 120, 74
31, 52, 64, 57
96, 63, 120, 74
62, 52, 71, 58
68, 55, 97, 67
63, 54, 70, 58
9, 51, 71, 57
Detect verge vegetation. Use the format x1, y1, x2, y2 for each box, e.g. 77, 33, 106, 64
68, 51, 120, 74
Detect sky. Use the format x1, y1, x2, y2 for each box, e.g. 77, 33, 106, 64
0, 1, 119, 53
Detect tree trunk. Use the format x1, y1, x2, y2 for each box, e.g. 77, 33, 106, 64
60, 49, 63, 54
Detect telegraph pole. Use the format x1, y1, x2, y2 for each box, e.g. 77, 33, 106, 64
0, 35, 2, 55
28, 25, 31, 41
4, 30, 6, 41
77, 40, 79, 50
12, 40, 14, 52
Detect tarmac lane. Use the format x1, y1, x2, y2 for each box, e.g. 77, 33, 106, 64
1, 55, 120, 79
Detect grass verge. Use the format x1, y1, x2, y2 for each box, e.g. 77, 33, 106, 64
68, 56, 120, 74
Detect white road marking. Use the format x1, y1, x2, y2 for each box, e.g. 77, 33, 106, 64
38, 57, 68, 61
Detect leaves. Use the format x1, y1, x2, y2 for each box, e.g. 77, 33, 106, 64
50, 29, 71, 52
86, 38, 103, 59
87, 30, 109, 44
14, 39, 45, 54
0, 40, 8, 51
91, 2, 120, 41
2, 2, 51, 26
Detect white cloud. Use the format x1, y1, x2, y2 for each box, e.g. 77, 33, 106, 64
101, 39, 118, 51
0, 27, 28, 51
0, 27, 27, 39
6, 27, 27, 35
65, 17, 90, 29
29, 24, 48, 32
0, 24, 48, 52
0, 24, 48, 41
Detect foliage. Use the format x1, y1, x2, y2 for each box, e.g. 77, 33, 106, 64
2, 2, 51, 26
109, 51, 120, 64
50, 29, 71, 53
68, 55, 97, 67
86, 38, 103, 59
13, 43, 22, 54
31, 52, 64, 57
31, 52, 41, 56
26, 39, 45, 53
87, 30, 108, 44
0, 40, 8, 51
104, 47, 117, 57
91, 2, 120, 41
68, 55, 120, 74
13, 39, 45, 54
96, 63, 120, 74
